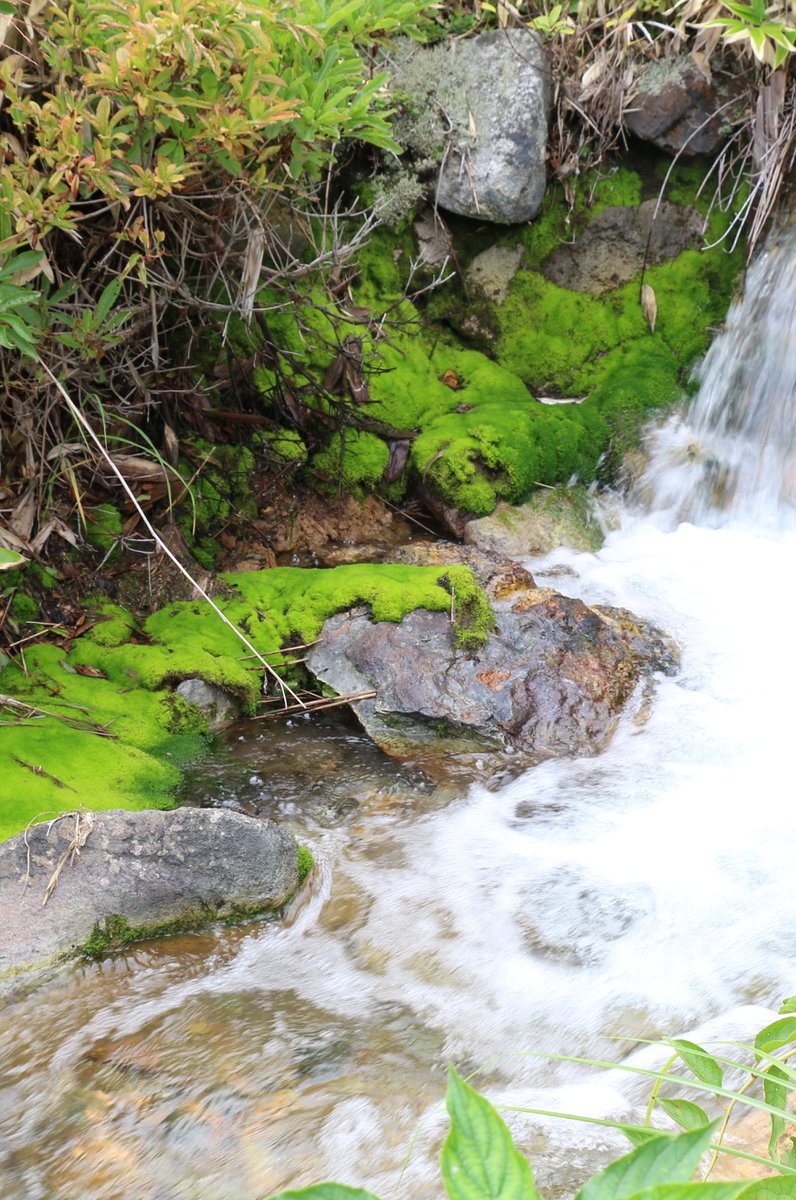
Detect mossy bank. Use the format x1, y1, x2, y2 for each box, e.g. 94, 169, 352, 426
220, 159, 744, 524
0, 563, 491, 839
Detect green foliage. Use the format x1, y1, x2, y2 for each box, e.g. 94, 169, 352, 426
700, 0, 796, 68
0, 251, 45, 358
265, 1008, 796, 1199
441, 1067, 540, 1199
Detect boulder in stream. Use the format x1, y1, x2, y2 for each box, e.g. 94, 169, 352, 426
307, 564, 678, 775
0, 807, 302, 993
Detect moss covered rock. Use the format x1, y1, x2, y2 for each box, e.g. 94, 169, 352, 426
0, 564, 492, 841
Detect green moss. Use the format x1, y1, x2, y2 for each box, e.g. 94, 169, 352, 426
440, 565, 495, 651
83, 602, 135, 647
84, 503, 123, 556
0, 563, 494, 840
9, 593, 37, 623
309, 429, 390, 496
178, 441, 257, 568
262, 428, 308, 467
297, 844, 314, 883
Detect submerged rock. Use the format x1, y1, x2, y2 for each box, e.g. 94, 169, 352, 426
0, 808, 301, 991
307, 568, 678, 775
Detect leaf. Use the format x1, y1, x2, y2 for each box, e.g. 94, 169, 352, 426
641, 282, 657, 333
754, 1017, 796, 1057
266, 1187, 381, 1200
742, 1182, 796, 1198
441, 1067, 539, 1200
0, 547, 26, 571
656, 1099, 710, 1131
778, 997, 796, 1014
669, 1040, 724, 1088
575, 1124, 717, 1200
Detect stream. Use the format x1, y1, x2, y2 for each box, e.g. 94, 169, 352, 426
2, 232, 796, 1199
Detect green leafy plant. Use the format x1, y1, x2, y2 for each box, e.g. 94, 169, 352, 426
698, 0, 796, 67
265, 1002, 796, 1200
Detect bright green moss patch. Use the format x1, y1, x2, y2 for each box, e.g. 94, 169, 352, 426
84, 602, 136, 647
297, 844, 314, 883
310, 429, 390, 495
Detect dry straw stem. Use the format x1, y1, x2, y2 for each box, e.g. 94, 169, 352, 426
40, 363, 304, 708
21, 808, 94, 906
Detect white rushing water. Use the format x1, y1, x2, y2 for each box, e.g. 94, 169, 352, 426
3, 232, 796, 1199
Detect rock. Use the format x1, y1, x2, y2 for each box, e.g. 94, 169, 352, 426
389, 539, 537, 599
541, 201, 704, 295
515, 866, 655, 966
307, 574, 678, 775
0, 808, 300, 990
464, 490, 605, 556
626, 57, 744, 157
466, 244, 524, 304
176, 677, 240, 729
389, 30, 552, 226
437, 30, 551, 223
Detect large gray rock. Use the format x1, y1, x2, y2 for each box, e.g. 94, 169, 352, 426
307, 576, 678, 774
0, 807, 300, 990
542, 200, 704, 295
437, 30, 552, 224
389, 30, 552, 226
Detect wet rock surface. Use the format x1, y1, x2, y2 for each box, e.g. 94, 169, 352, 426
464, 491, 605, 556
307, 566, 678, 774
542, 200, 704, 295
0, 807, 300, 991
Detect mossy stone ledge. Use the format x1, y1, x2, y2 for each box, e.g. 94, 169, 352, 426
0, 564, 492, 840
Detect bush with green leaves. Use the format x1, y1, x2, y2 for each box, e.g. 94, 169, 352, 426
266, 1002, 796, 1199
0, 0, 434, 551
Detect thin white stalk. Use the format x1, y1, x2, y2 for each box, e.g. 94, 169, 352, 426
41, 362, 304, 707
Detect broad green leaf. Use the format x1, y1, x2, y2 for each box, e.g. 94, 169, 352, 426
657, 1100, 711, 1132
266, 1186, 381, 1200
0, 548, 26, 570
742, 1181, 796, 1198
754, 1017, 796, 1058
779, 998, 796, 1014
670, 1041, 724, 1088
441, 1067, 539, 1200
576, 1124, 717, 1200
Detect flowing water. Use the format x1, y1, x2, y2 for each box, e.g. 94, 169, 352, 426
3, 232, 796, 1198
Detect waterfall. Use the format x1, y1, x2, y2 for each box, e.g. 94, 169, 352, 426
641, 227, 796, 527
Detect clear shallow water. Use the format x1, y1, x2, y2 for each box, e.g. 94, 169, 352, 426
3, 236, 796, 1198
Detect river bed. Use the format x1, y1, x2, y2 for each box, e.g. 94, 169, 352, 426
1, 509, 795, 1199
